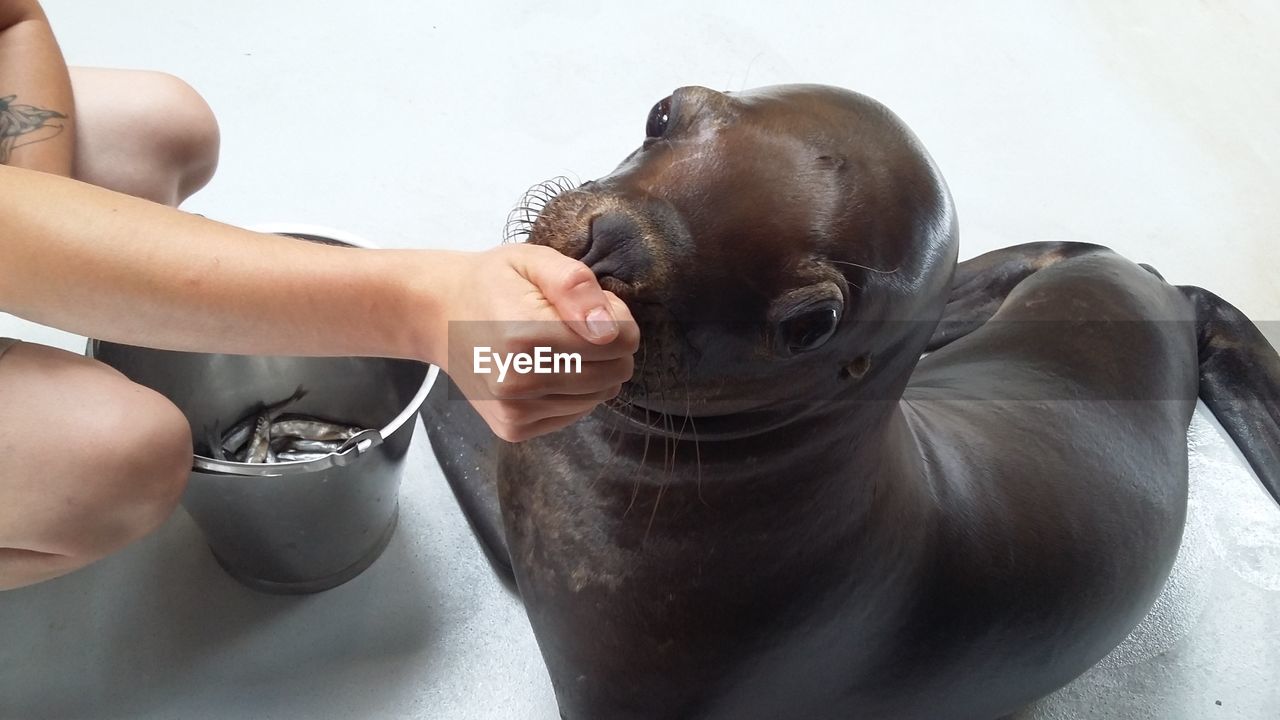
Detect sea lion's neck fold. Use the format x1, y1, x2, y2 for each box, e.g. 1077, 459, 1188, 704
575, 399, 934, 531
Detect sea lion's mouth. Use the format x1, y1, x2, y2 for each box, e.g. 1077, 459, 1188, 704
597, 274, 637, 301
598, 394, 796, 442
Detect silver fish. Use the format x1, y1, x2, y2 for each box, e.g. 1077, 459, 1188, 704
270, 418, 363, 443
242, 415, 272, 463
279, 438, 344, 454
275, 451, 332, 463
220, 385, 307, 457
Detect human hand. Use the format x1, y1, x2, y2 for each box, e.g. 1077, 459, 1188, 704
438, 244, 639, 442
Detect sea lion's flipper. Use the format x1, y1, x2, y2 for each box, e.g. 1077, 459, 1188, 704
1180, 286, 1280, 505
928, 241, 1107, 351
421, 372, 517, 588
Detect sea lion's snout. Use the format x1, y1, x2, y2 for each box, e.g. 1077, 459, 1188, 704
516, 178, 681, 305
579, 212, 652, 286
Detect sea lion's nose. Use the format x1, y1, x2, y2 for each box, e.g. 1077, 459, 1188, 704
581, 211, 649, 283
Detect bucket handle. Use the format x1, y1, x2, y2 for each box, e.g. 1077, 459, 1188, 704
330, 428, 383, 465
193, 429, 381, 476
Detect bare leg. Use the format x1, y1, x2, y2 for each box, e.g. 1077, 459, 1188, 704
0, 68, 215, 590
0, 342, 192, 590
68, 67, 220, 206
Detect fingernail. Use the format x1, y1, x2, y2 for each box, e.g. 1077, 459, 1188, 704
586, 307, 617, 338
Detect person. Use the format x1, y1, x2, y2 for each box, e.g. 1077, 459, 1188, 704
0, 0, 638, 591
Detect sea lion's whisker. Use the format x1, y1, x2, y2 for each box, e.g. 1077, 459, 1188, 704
670, 366, 693, 467
622, 427, 651, 519
680, 360, 709, 508
650, 342, 673, 540
671, 401, 690, 459
658, 339, 675, 474
622, 340, 653, 519
504, 175, 581, 244
640, 340, 680, 538
586, 393, 628, 490
643, 475, 668, 545
642, 342, 677, 545
828, 259, 901, 274
691, 415, 706, 507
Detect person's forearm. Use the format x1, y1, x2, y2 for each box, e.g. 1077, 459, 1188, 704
0, 0, 74, 174
0, 165, 453, 361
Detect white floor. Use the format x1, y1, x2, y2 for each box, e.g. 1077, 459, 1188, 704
2, 1, 1278, 718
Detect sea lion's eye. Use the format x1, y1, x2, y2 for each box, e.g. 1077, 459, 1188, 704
646, 96, 672, 139
779, 303, 841, 355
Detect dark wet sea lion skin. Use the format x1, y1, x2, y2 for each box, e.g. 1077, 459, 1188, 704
501, 255, 1196, 720
424, 85, 1279, 720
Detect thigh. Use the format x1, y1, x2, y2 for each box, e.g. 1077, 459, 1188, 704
0, 341, 190, 555
68, 66, 219, 205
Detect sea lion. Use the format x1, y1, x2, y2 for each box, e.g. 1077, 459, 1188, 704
423, 84, 1280, 719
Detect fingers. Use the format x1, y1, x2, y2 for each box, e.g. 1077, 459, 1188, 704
476, 386, 622, 443
513, 244, 619, 344
453, 244, 645, 442
603, 290, 640, 355
485, 355, 634, 400
486, 317, 638, 364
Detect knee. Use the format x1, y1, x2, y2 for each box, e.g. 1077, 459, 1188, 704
60, 386, 193, 558
138, 72, 221, 203
122, 388, 194, 526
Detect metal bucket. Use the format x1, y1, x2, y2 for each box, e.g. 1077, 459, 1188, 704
87, 225, 436, 594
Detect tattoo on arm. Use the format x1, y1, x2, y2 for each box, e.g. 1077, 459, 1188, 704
0, 94, 67, 164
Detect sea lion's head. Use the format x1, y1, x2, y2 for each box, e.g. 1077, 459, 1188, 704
515, 85, 957, 437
